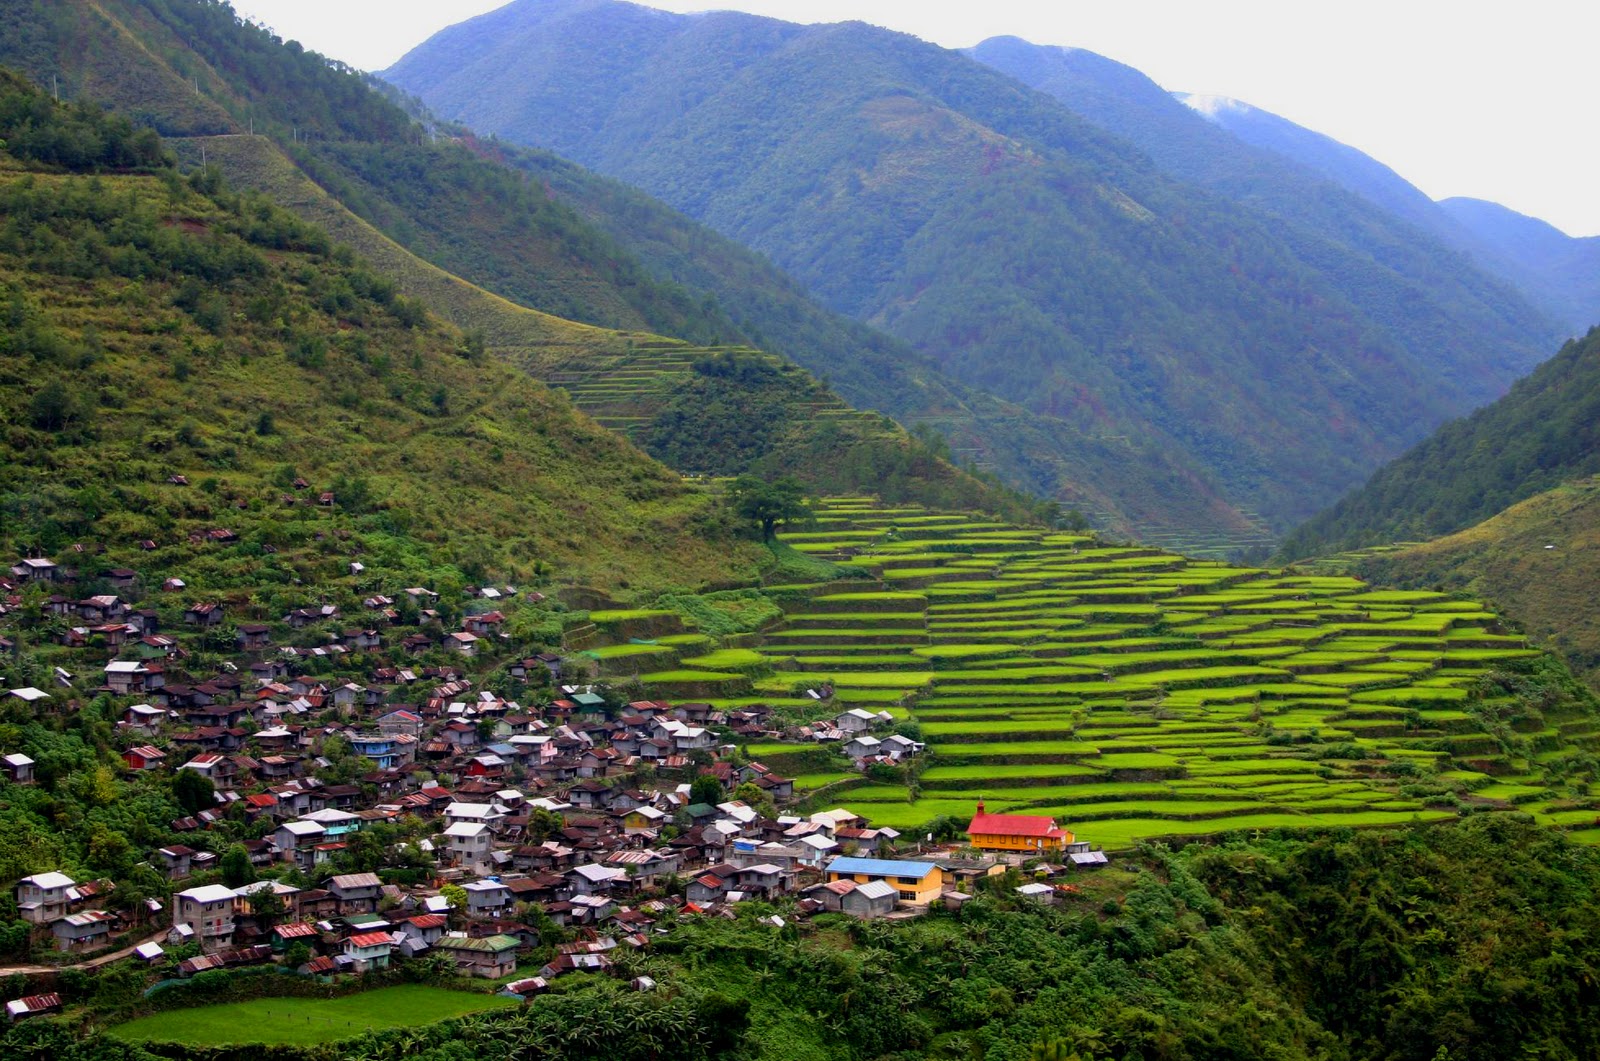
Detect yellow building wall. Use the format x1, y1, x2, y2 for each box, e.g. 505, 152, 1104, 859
970, 831, 1072, 853
827, 867, 947, 905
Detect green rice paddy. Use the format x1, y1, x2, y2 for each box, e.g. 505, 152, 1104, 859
109, 986, 519, 1046
638, 497, 1598, 850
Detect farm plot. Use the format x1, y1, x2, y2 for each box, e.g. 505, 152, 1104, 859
714, 497, 1596, 849
110, 986, 519, 1046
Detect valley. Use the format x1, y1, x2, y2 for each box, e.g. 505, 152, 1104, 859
0, 2, 1598, 1059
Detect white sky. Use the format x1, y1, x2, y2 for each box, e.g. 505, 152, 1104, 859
231, 0, 1600, 237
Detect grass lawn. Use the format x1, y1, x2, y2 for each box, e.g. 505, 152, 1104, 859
109, 985, 521, 1046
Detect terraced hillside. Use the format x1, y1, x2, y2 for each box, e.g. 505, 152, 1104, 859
537, 339, 893, 444
629, 499, 1600, 849
169, 134, 1033, 515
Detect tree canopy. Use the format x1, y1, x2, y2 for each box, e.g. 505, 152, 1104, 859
728, 475, 813, 541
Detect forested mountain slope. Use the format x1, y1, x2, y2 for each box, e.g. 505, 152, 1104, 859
0, 0, 1034, 522
493, 138, 1269, 550
968, 35, 1576, 337
1281, 327, 1600, 560
387, 0, 1549, 533
0, 0, 727, 337
0, 71, 758, 595
1440, 196, 1600, 335
1133, 68, 1599, 334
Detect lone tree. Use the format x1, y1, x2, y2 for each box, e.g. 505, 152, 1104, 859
728, 474, 812, 541
689, 774, 724, 807
220, 844, 255, 888
172, 768, 215, 816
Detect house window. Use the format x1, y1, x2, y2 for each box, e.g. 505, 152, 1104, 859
896, 876, 921, 885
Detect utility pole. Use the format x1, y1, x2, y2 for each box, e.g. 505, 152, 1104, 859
51, 74, 58, 102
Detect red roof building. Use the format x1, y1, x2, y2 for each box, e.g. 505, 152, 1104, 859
965, 800, 1073, 853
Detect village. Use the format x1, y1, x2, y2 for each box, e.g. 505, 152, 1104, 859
0, 552, 1108, 1021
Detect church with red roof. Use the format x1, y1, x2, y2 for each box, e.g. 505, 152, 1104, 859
965, 799, 1073, 853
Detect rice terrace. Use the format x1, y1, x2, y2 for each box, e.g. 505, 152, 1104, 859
613, 496, 1597, 849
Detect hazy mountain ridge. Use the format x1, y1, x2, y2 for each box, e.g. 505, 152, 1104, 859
386, 0, 1552, 533
1439, 196, 1600, 332
966, 35, 1567, 351
1159, 76, 1598, 333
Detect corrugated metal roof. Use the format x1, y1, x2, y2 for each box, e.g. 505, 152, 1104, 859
826, 856, 936, 879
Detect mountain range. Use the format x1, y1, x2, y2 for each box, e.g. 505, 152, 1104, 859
384, 0, 1562, 538
3, 0, 1594, 577
1167, 86, 1600, 333
967, 34, 1593, 338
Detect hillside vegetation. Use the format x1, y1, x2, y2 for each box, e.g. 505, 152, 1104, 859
1281, 327, 1600, 560
387, 0, 1548, 534
1347, 477, 1600, 687
0, 0, 1038, 525
0, 72, 760, 596
497, 137, 1269, 549
0, 0, 740, 341
967, 36, 1573, 340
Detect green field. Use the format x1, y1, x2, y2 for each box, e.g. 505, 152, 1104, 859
109, 986, 521, 1046
722, 497, 1594, 848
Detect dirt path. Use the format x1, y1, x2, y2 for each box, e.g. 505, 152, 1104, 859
0, 928, 168, 977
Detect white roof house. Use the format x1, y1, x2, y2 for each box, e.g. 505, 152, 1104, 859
176, 884, 238, 905
444, 802, 505, 824
570, 863, 627, 885
19, 872, 75, 891
715, 801, 760, 824
279, 820, 326, 837
300, 808, 360, 825
854, 880, 899, 901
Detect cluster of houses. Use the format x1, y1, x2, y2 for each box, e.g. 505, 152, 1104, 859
802, 707, 926, 768
13, 792, 1105, 982
2, 554, 1107, 1022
